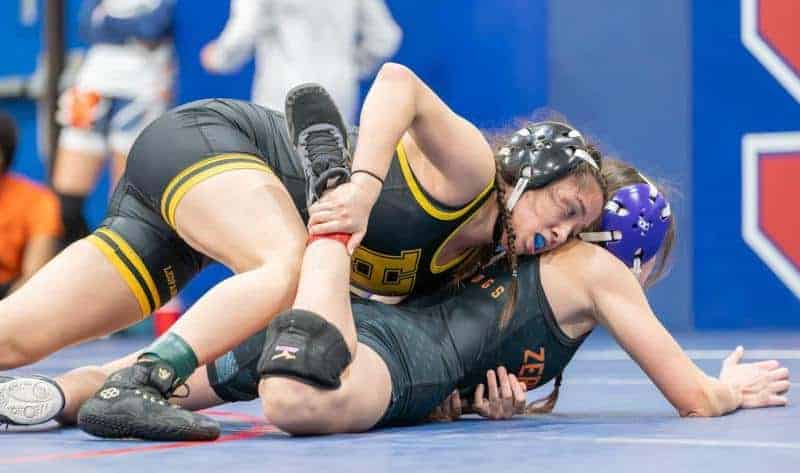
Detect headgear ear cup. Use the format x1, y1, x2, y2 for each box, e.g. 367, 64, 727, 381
580, 182, 672, 272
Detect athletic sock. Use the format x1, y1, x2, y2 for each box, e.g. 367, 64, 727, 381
139, 332, 199, 384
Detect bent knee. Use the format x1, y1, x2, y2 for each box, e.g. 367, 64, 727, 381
247, 254, 304, 303
259, 377, 344, 435
239, 241, 305, 272
240, 241, 305, 277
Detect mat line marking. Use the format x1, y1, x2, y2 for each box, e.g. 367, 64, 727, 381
40, 349, 800, 369
534, 435, 800, 450
575, 349, 800, 361
0, 410, 278, 465
564, 378, 799, 387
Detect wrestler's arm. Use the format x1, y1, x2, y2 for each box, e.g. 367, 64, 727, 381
308, 63, 495, 251
350, 62, 495, 205
586, 246, 788, 416
11, 187, 62, 293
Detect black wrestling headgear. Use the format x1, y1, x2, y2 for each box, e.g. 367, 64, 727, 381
495, 121, 599, 211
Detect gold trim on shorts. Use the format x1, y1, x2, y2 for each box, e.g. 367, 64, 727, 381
160, 153, 273, 228
87, 228, 162, 317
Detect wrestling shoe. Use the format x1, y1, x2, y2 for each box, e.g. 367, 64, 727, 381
285, 83, 351, 207
77, 360, 220, 441
0, 375, 65, 425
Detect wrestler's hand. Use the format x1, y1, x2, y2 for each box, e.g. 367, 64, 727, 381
719, 346, 790, 409
307, 175, 381, 254
427, 390, 463, 422
471, 367, 528, 420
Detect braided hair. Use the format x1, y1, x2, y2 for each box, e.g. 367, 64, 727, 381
493, 159, 520, 329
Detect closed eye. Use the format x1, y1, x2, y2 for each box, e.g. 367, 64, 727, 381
560, 198, 578, 219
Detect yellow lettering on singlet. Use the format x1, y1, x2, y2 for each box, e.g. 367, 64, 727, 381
162, 265, 178, 298
350, 246, 421, 297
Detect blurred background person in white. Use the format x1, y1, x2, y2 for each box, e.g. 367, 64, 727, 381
53, 0, 176, 247
200, 0, 402, 122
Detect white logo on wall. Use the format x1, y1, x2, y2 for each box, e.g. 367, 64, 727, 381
741, 0, 800, 102
741, 0, 800, 298
742, 133, 800, 298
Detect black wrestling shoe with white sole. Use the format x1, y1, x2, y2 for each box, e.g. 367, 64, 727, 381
285, 83, 351, 207
0, 375, 65, 425
77, 360, 220, 441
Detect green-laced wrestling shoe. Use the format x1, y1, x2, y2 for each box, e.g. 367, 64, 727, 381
77, 360, 220, 441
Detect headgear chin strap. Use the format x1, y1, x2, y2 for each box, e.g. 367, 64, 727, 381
580, 178, 672, 274
496, 122, 599, 212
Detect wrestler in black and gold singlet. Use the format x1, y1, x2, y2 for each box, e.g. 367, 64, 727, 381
90, 98, 493, 317
350, 143, 494, 301
208, 254, 589, 427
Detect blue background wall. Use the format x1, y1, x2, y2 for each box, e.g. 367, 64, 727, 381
0, 1, 40, 174
2, 0, 548, 310
172, 0, 548, 128
4, 1, 798, 328
548, 0, 693, 330
693, 1, 800, 328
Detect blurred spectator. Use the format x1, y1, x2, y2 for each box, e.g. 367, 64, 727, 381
0, 113, 62, 298
52, 0, 176, 246
200, 0, 402, 122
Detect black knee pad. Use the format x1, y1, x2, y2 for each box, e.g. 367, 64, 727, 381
257, 309, 352, 389
57, 192, 89, 245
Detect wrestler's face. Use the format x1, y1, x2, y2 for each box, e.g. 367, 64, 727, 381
502, 174, 604, 255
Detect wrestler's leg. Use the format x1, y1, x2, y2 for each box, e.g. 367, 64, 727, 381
55, 353, 224, 425
160, 169, 307, 369
260, 343, 391, 434
54, 353, 139, 425
259, 238, 391, 434
293, 238, 357, 353
0, 241, 141, 369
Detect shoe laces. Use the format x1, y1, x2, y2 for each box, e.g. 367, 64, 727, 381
305, 128, 346, 168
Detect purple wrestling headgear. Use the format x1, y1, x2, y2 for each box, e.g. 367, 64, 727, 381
579, 179, 672, 274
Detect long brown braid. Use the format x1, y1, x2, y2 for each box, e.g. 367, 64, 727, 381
492, 160, 519, 330
450, 165, 519, 330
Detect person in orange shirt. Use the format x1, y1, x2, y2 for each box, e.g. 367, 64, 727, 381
0, 113, 62, 298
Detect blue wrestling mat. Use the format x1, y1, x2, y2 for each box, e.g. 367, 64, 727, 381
3, 331, 798, 473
